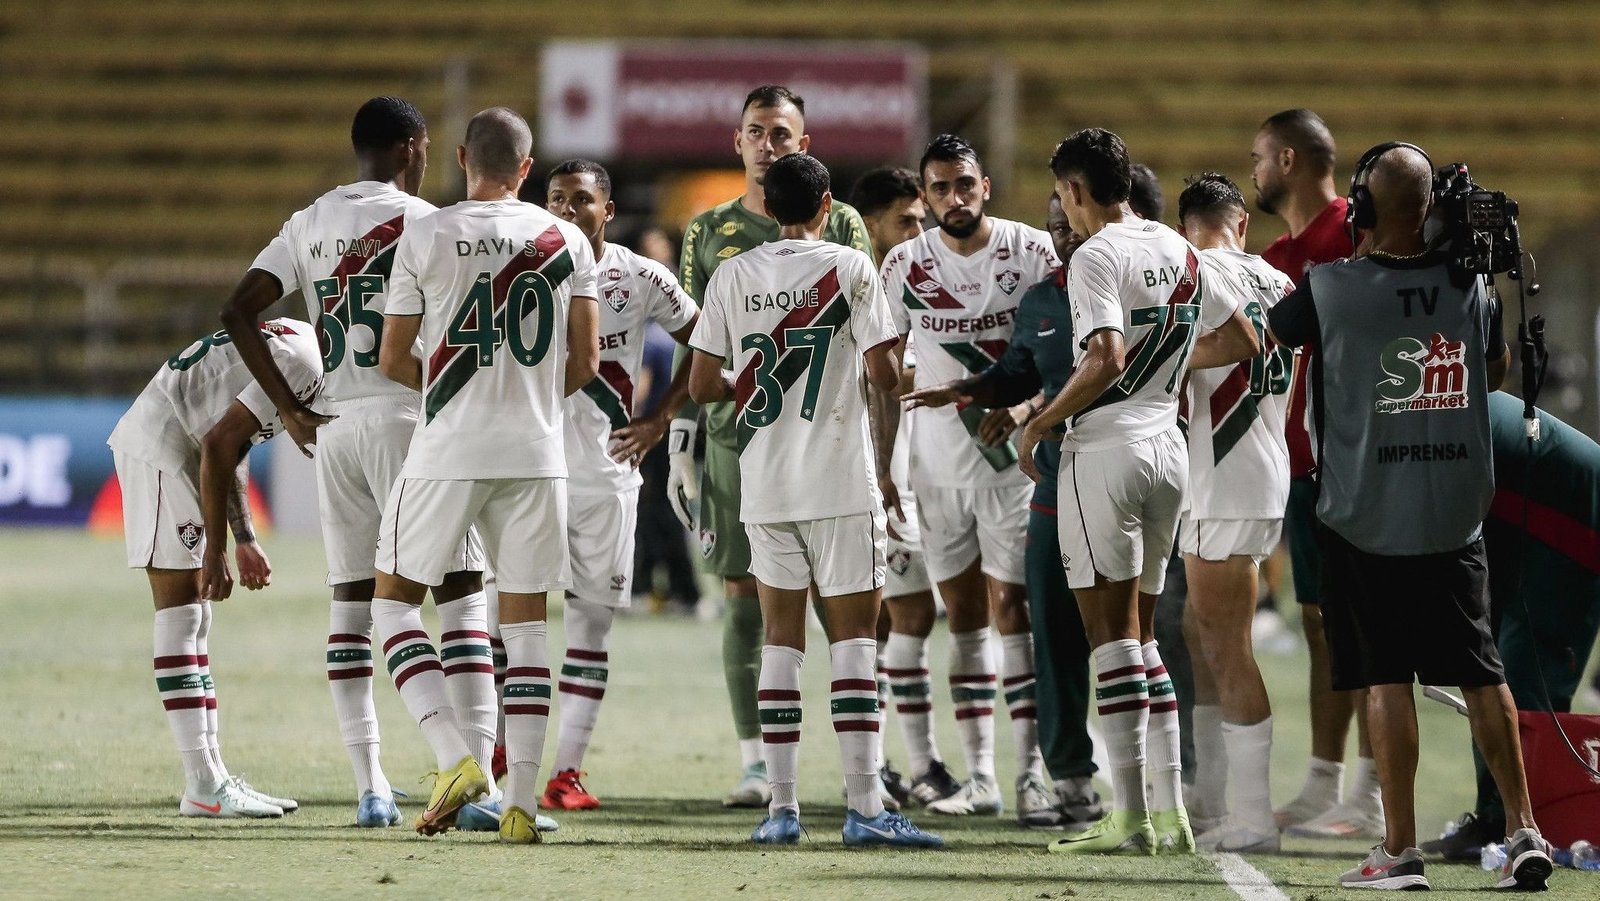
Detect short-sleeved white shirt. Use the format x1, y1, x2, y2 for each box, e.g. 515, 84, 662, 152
385, 199, 598, 481
880, 217, 1059, 489
689, 239, 898, 524
1063, 219, 1238, 452
108, 319, 324, 474
1185, 248, 1294, 519
249, 181, 437, 404
564, 242, 698, 496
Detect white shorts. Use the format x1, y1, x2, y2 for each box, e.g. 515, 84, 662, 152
114, 451, 205, 570
1179, 514, 1283, 565
1058, 427, 1187, 593
376, 477, 569, 594
884, 491, 932, 598
915, 481, 1030, 584
746, 511, 887, 597
568, 488, 639, 608
316, 397, 482, 585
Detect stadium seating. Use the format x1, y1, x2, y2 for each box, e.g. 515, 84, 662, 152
2, 0, 1596, 392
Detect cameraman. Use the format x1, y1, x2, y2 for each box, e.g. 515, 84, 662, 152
1266, 144, 1552, 891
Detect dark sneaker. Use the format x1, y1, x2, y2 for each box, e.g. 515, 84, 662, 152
1339, 845, 1429, 891
1420, 811, 1499, 862
1056, 777, 1106, 831
908, 759, 961, 806
1495, 827, 1553, 891
879, 761, 912, 807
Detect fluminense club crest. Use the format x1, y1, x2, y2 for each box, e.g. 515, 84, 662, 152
176, 520, 204, 551
603, 284, 630, 314
995, 270, 1022, 295
700, 528, 717, 558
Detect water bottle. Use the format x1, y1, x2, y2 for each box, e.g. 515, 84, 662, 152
1572, 839, 1600, 871
1480, 842, 1506, 871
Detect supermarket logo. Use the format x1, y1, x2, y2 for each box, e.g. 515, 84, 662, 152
1375, 333, 1469, 415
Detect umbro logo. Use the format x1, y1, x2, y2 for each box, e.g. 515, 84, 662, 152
913, 279, 942, 298
776, 248, 795, 256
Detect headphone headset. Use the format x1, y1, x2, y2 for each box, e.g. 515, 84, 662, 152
1346, 141, 1433, 243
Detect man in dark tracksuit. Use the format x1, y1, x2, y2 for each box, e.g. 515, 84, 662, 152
1423, 390, 1600, 859
903, 195, 1102, 828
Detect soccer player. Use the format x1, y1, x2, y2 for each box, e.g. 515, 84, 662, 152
220, 96, 495, 830
878, 133, 1055, 820
686, 152, 939, 849
1251, 109, 1381, 839
541, 158, 699, 809
1019, 128, 1256, 854
371, 107, 599, 842
1174, 173, 1294, 852
850, 166, 955, 807
107, 317, 322, 818
666, 85, 874, 807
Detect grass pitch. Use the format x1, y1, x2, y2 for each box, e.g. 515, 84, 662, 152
1, 528, 1594, 899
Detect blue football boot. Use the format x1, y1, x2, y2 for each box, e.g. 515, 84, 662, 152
356, 790, 401, 828
841, 810, 945, 849
751, 807, 802, 845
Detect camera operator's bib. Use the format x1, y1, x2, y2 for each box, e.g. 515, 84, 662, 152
1309, 252, 1496, 555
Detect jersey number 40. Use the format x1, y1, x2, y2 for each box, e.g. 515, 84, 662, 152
445, 271, 558, 369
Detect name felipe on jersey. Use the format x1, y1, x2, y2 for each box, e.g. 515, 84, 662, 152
455, 237, 548, 257
744, 287, 820, 312
918, 306, 1017, 334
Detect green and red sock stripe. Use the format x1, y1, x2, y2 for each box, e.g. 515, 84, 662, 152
490, 636, 507, 689
950, 673, 996, 721
830, 678, 880, 733
558, 649, 608, 700
758, 687, 802, 743
327, 632, 374, 681
504, 665, 552, 716
440, 629, 494, 677
1146, 663, 1178, 715
1003, 672, 1038, 721
1095, 663, 1149, 716
885, 666, 933, 715
382, 629, 444, 691
198, 653, 216, 711
154, 654, 206, 711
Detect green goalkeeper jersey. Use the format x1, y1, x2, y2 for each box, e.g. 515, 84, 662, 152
677, 195, 873, 446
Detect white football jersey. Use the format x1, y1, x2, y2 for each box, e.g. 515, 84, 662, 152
250, 181, 437, 404
107, 318, 323, 474
689, 239, 898, 524
385, 200, 598, 481
1185, 248, 1294, 519
1063, 219, 1238, 452
882, 217, 1059, 490
564, 242, 698, 496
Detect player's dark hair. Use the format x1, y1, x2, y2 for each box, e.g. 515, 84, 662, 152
1260, 108, 1336, 175
1048, 128, 1131, 206
1178, 172, 1247, 224
919, 133, 983, 180
742, 85, 805, 117
850, 167, 920, 218
351, 96, 426, 152
547, 159, 612, 197
763, 153, 830, 226
464, 106, 532, 181
1128, 163, 1164, 221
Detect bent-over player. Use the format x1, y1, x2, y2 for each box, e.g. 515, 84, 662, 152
108, 318, 321, 818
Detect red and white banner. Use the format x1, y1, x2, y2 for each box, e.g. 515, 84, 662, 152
541, 41, 927, 163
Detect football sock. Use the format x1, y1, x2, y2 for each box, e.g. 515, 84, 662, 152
372, 598, 469, 770
437, 590, 497, 790
486, 579, 507, 745
1223, 716, 1274, 832
1191, 704, 1227, 822
874, 646, 892, 764
739, 738, 762, 770
830, 638, 885, 819
554, 597, 615, 774
1093, 639, 1149, 815
500, 619, 552, 814
948, 627, 996, 781
758, 644, 804, 815
195, 601, 227, 781
1348, 755, 1382, 812
723, 593, 763, 746
154, 605, 219, 795
884, 631, 939, 779
1142, 640, 1184, 813
327, 599, 387, 799
1000, 631, 1045, 783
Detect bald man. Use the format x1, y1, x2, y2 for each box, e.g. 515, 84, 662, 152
373, 105, 600, 842
1267, 144, 1551, 891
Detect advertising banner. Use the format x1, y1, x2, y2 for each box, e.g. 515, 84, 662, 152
541, 41, 927, 163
